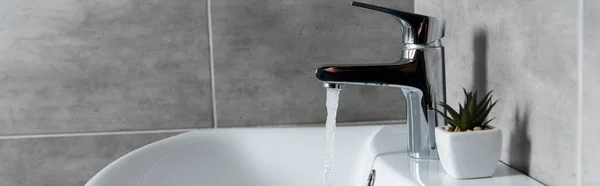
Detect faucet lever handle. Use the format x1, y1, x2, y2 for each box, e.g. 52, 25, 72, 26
351, 1, 445, 45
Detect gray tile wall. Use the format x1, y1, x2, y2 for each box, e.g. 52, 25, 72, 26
212, 0, 412, 127
0, 132, 179, 186
415, 1, 580, 185
583, 0, 599, 185
0, 0, 213, 134
0, 0, 413, 185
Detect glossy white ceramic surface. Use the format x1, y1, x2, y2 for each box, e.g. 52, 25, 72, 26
435, 127, 503, 179
87, 125, 543, 186
374, 126, 541, 186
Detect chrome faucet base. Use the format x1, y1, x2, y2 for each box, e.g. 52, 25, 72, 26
315, 2, 447, 160
323, 83, 344, 89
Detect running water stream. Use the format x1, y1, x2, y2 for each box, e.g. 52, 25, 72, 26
322, 88, 341, 186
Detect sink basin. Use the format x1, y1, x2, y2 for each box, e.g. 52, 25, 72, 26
86, 124, 543, 186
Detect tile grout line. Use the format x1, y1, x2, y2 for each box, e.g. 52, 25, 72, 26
0, 128, 199, 140
206, 0, 218, 129
0, 120, 406, 139
300, 119, 406, 126
219, 120, 407, 128
576, 0, 584, 185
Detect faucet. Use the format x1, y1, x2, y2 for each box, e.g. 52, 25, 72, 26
315, 1, 446, 159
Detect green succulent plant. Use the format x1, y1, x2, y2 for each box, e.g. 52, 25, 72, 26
437, 89, 498, 131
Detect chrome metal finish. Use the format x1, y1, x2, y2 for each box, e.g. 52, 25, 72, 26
409, 159, 442, 185
323, 83, 344, 89
316, 1, 446, 159
351, 2, 445, 45
367, 169, 376, 186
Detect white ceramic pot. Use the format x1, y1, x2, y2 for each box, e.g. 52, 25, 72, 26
435, 127, 502, 179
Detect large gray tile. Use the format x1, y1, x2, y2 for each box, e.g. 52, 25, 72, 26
416, 0, 579, 185
0, 132, 179, 186
583, 0, 600, 185
0, 0, 211, 134
212, 0, 412, 127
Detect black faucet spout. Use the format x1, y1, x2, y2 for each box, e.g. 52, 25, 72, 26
316, 60, 426, 90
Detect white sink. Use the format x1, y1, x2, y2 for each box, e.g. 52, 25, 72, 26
86, 125, 543, 186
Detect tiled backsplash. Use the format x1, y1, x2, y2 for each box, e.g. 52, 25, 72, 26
211, 0, 412, 127
0, 0, 413, 184
0, 0, 213, 134
415, 0, 594, 185
0, 132, 180, 185
583, 0, 599, 185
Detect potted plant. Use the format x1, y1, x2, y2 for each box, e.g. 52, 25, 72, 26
435, 89, 501, 179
